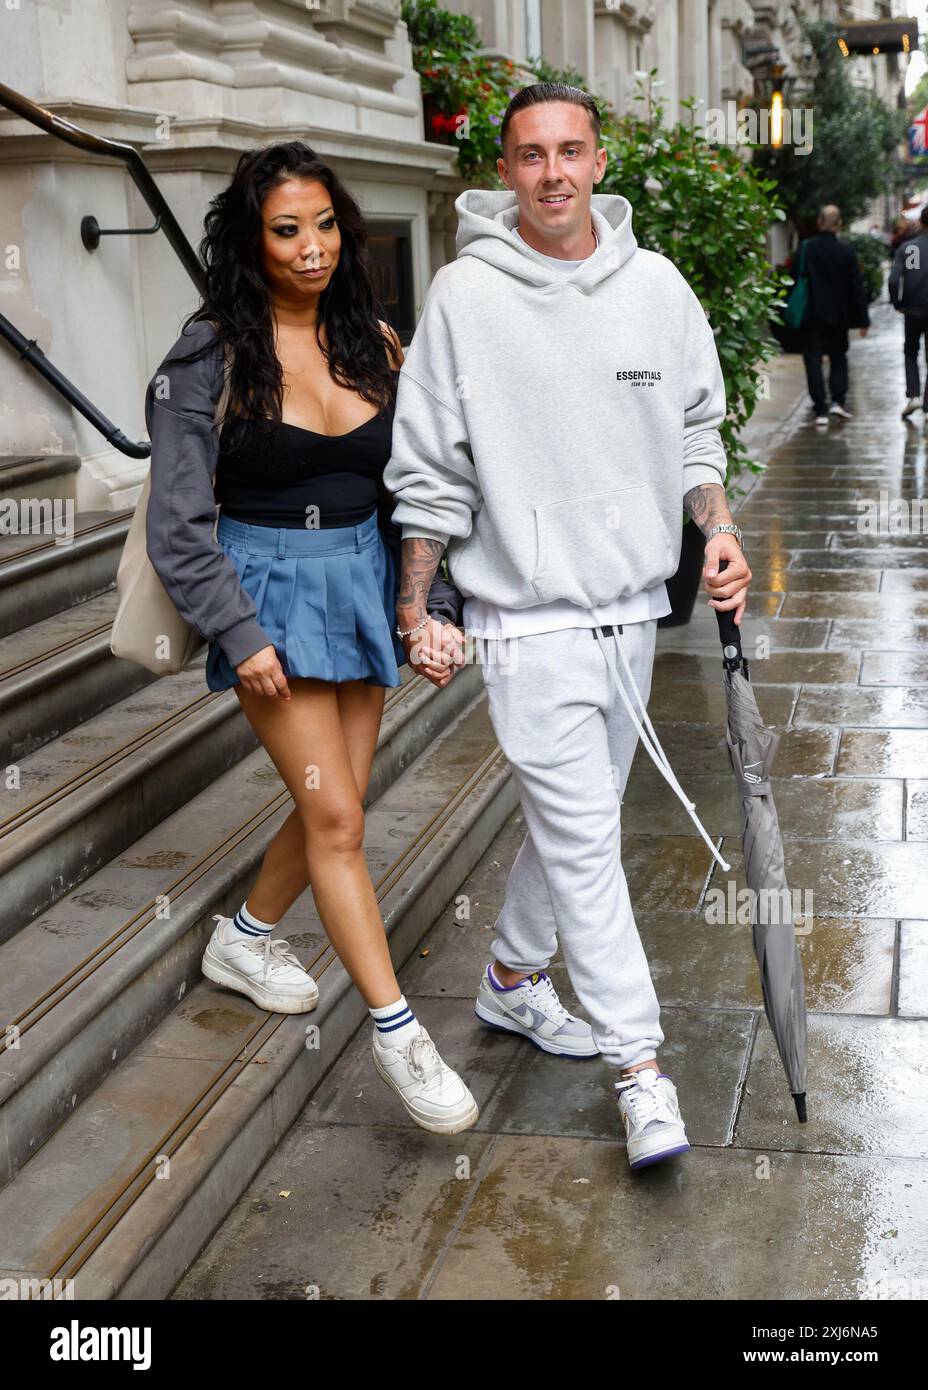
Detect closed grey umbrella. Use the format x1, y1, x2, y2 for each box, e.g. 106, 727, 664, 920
716, 578, 808, 1122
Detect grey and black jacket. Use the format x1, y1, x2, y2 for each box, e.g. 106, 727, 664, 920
144, 319, 463, 669
144, 318, 274, 669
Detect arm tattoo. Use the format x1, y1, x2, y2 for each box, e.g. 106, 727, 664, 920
398, 537, 445, 615
683, 482, 731, 537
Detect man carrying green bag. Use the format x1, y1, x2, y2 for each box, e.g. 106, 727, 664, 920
790, 205, 870, 427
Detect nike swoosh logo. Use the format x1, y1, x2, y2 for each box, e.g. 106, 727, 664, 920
510, 1004, 537, 1027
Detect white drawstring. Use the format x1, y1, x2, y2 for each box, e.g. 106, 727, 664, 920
592, 626, 731, 873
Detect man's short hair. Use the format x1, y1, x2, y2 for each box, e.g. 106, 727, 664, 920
919, 206, 928, 228
500, 83, 602, 155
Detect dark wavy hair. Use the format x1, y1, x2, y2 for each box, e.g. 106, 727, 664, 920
178, 141, 397, 448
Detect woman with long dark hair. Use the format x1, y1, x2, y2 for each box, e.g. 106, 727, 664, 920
144, 141, 477, 1134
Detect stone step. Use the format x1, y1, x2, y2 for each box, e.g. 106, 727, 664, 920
0, 590, 156, 762
0, 454, 81, 506
0, 508, 131, 639
0, 659, 259, 935
0, 662, 483, 1183
0, 683, 515, 1299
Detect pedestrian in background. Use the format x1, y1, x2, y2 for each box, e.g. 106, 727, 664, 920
890, 215, 919, 251
796, 205, 870, 428
889, 204, 928, 420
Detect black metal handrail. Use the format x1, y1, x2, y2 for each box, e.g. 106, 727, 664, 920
0, 311, 150, 458
0, 81, 206, 459
0, 81, 205, 292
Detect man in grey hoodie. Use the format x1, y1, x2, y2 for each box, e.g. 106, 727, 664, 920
383, 84, 752, 1171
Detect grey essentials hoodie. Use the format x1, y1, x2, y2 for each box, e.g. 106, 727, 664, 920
382, 189, 729, 610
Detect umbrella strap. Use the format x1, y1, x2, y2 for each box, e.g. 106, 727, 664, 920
592, 627, 731, 874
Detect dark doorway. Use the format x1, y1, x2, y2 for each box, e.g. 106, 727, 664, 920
366, 222, 415, 346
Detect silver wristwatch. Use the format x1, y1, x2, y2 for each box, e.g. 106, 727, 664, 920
705, 522, 743, 548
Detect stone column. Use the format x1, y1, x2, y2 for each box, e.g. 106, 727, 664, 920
440, 0, 529, 64
592, 3, 657, 117
677, 0, 710, 124
537, 0, 596, 81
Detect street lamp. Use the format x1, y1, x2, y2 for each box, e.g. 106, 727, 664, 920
770, 64, 786, 148
746, 56, 799, 149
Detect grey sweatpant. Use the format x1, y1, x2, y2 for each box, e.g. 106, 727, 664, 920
478, 622, 664, 1070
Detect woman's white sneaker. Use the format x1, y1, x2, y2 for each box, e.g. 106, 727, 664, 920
372, 1024, 479, 1134
615, 1068, 690, 1170
475, 965, 598, 1057
201, 914, 319, 1013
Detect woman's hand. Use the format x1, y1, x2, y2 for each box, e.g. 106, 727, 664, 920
235, 645, 292, 699
403, 615, 457, 688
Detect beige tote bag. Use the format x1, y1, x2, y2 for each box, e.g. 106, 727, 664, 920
110, 347, 232, 675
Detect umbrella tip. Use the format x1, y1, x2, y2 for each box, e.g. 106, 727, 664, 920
793, 1092, 808, 1124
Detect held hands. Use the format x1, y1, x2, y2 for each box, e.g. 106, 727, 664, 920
704, 534, 752, 627
403, 615, 465, 688
235, 644, 292, 699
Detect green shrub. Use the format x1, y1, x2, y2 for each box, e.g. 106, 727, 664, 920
400, 0, 520, 180
842, 231, 888, 304
598, 75, 792, 497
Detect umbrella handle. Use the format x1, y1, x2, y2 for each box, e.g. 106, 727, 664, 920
714, 557, 745, 672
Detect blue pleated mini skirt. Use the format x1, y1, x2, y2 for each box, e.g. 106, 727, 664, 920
205, 509, 407, 692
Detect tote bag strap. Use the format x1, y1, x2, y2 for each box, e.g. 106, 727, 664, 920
211, 341, 233, 489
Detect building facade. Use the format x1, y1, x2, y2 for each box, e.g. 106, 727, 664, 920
0, 0, 910, 506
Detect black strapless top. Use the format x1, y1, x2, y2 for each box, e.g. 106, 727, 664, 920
215, 395, 395, 529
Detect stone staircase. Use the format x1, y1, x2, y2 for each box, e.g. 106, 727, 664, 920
0, 456, 516, 1299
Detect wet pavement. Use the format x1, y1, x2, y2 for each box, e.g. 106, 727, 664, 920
175, 302, 928, 1301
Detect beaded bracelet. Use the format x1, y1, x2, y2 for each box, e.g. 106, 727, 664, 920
396, 614, 431, 638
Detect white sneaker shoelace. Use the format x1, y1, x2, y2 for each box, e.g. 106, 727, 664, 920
404, 1033, 446, 1092
257, 937, 306, 978
529, 974, 571, 1027
616, 1074, 676, 1131
213, 915, 304, 979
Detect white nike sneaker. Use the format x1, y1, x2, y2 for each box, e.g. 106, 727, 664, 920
902, 397, 921, 419
201, 914, 319, 1013
829, 402, 853, 419
814, 415, 829, 427
474, 965, 598, 1057
371, 1024, 479, 1134
615, 1068, 690, 1171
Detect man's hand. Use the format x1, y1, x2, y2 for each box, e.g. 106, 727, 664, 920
402, 614, 458, 688
397, 536, 465, 688
704, 534, 752, 626
235, 644, 292, 699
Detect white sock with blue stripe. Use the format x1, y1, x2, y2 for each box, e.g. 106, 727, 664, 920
370, 995, 421, 1049
218, 900, 278, 945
